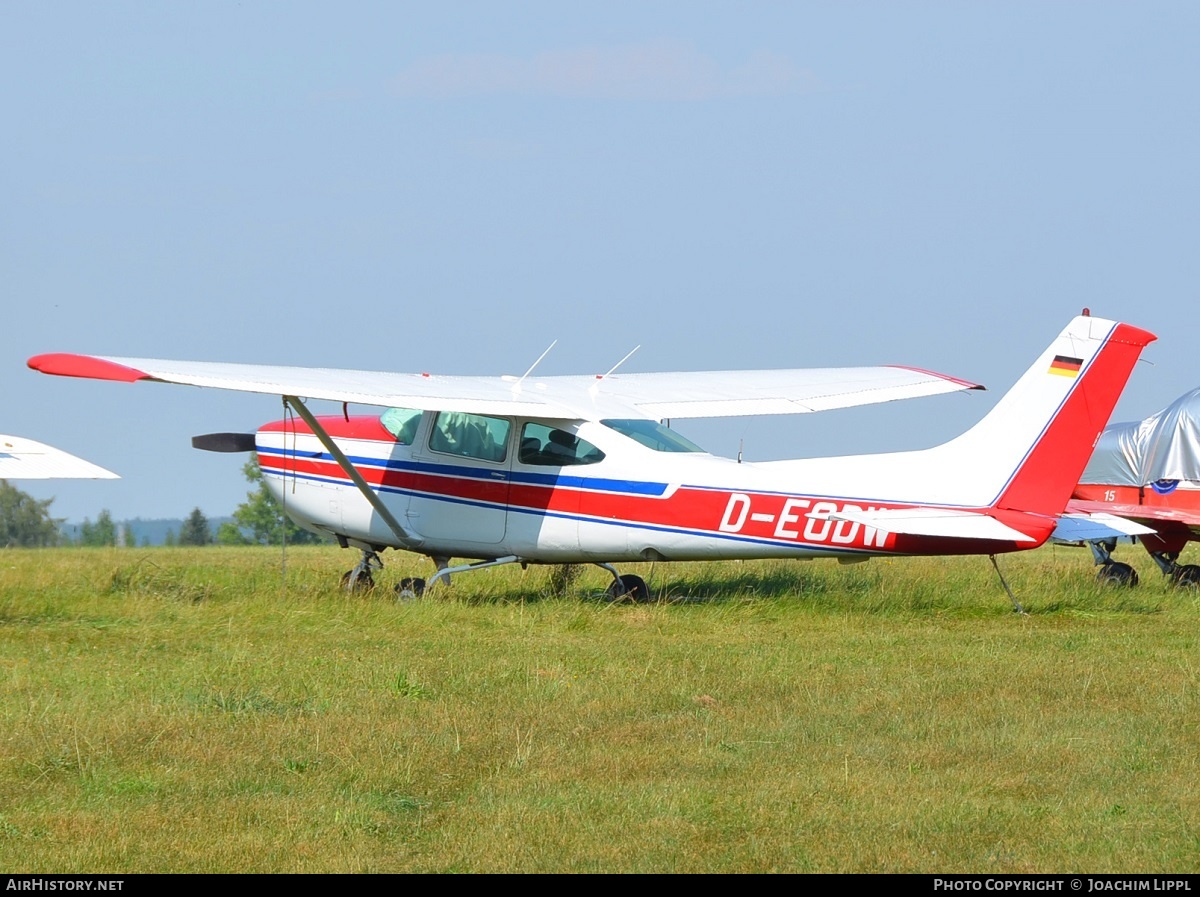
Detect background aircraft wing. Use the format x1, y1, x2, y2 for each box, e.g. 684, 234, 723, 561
28, 353, 983, 421
0, 435, 118, 479
1064, 498, 1200, 539
1050, 510, 1158, 543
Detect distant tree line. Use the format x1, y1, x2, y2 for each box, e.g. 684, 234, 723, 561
0, 481, 61, 547
0, 459, 327, 548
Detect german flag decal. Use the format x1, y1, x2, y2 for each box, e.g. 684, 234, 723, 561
1048, 354, 1083, 377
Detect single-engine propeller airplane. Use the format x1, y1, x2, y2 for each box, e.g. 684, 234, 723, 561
28, 312, 1153, 608
0, 434, 118, 480
1061, 386, 1200, 589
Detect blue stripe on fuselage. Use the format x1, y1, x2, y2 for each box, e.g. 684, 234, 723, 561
255, 444, 668, 496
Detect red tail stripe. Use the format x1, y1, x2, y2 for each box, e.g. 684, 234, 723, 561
998, 322, 1156, 515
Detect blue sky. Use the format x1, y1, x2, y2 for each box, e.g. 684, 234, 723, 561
4, 2, 1198, 522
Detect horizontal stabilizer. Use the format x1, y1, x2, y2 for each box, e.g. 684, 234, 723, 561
819, 506, 1037, 542
192, 432, 257, 453
1050, 512, 1157, 544
0, 435, 118, 479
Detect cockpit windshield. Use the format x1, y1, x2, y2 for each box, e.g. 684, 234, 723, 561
600, 419, 706, 453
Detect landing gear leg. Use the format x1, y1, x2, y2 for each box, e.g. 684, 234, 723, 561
342, 548, 384, 592
1148, 549, 1180, 577
426, 555, 522, 591
1150, 550, 1200, 588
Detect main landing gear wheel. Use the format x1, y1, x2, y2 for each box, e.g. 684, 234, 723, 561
606, 573, 651, 604
1096, 562, 1139, 587
396, 577, 426, 600
1171, 565, 1200, 589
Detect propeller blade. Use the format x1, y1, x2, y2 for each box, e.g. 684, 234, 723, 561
192, 432, 257, 453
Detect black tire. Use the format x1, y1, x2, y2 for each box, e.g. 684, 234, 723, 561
1096, 562, 1138, 587
1171, 564, 1200, 589
606, 573, 651, 603
341, 570, 375, 592
396, 577, 426, 599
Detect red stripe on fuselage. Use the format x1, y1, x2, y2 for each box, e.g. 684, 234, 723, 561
259, 448, 1045, 556
259, 452, 512, 507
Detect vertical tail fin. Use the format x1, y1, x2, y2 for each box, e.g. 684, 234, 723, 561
939, 314, 1156, 515
753, 314, 1156, 549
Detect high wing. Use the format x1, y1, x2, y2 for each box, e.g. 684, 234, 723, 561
0, 435, 118, 480
26, 353, 983, 421
574, 365, 983, 419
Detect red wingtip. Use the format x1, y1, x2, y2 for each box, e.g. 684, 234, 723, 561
27, 353, 150, 383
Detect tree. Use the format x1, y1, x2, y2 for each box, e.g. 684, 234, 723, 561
79, 509, 118, 547
232, 458, 324, 545
0, 480, 62, 547
215, 521, 250, 545
178, 507, 213, 546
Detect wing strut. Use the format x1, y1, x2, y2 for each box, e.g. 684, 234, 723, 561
282, 395, 420, 550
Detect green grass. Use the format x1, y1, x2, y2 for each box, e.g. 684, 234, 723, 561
1, 544, 1198, 872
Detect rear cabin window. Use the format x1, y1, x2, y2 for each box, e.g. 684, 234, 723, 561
429, 412, 510, 462
380, 407, 422, 444
518, 423, 605, 466
601, 419, 706, 453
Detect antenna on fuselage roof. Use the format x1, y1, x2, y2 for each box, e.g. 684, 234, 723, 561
597, 345, 641, 380
515, 340, 557, 386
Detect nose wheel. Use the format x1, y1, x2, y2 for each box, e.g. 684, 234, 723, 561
341, 548, 384, 592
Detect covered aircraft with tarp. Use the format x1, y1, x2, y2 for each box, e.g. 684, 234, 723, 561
1066, 387, 1200, 587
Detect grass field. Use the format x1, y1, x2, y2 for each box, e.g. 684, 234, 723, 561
1, 544, 1198, 873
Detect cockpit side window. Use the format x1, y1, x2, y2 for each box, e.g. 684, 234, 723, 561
518, 423, 605, 466
380, 407, 423, 444
429, 411, 510, 462
600, 419, 706, 453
